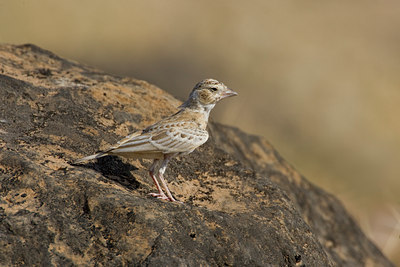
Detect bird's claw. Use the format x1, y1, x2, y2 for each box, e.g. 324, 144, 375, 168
149, 192, 169, 200
149, 193, 183, 203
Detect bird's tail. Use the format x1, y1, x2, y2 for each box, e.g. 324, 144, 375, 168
74, 152, 107, 164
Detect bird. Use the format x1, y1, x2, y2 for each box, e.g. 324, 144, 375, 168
75, 79, 238, 202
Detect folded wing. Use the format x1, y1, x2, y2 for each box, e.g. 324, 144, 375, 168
150, 124, 209, 153
110, 122, 208, 155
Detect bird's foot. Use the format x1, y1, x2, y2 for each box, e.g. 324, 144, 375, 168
166, 196, 184, 204
149, 193, 183, 203
149, 192, 169, 200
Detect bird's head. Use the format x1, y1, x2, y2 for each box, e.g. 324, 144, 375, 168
183, 79, 238, 109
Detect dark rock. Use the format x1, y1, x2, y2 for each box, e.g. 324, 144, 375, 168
0, 44, 394, 266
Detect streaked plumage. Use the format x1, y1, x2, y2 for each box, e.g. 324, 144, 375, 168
76, 79, 238, 202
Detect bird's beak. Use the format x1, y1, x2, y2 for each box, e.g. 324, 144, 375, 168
221, 88, 238, 99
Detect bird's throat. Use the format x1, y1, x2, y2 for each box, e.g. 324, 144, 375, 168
201, 103, 215, 121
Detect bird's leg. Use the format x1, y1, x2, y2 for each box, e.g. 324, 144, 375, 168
158, 156, 182, 203
148, 159, 168, 200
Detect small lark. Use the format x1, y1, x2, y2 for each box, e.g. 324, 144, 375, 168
76, 79, 238, 202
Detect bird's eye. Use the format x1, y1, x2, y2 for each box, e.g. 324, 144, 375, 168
209, 87, 218, 92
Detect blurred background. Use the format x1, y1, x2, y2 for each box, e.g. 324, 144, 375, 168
1, 0, 399, 263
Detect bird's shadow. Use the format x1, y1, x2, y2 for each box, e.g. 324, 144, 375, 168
72, 156, 140, 190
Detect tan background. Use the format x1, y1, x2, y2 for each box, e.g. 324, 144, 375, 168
1, 0, 399, 263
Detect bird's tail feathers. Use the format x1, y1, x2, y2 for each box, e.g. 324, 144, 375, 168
74, 152, 107, 164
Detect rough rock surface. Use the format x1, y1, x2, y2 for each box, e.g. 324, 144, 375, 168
0, 44, 393, 266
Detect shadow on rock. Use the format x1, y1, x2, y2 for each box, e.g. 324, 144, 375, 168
73, 156, 140, 190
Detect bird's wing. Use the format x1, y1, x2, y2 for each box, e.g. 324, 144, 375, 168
105, 130, 159, 154
115, 131, 142, 145
75, 130, 160, 162
104, 120, 208, 155
148, 122, 209, 153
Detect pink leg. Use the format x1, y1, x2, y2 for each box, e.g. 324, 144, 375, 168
149, 170, 168, 200
158, 157, 183, 203
148, 160, 168, 200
